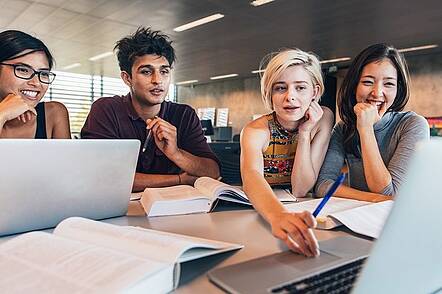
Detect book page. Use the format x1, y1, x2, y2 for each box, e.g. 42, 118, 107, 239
195, 177, 249, 203
329, 200, 394, 238
194, 177, 298, 204
130, 192, 143, 201
285, 198, 371, 229
285, 197, 370, 216
143, 185, 208, 201
55, 217, 241, 264
0, 231, 173, 293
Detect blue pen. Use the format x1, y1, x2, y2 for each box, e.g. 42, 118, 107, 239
312, 173, 346, 217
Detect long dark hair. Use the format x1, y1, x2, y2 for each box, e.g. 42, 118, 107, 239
0, 30, 54, 69
338, 43, 410, 157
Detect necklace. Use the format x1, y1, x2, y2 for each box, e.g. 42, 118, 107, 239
272, 112, 298, 139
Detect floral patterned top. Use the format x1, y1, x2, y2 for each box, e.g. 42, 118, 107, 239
263, 112, 298, 186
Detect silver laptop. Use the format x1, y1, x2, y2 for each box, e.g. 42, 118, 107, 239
209, 139, 442, 294
0, 139, 139, 236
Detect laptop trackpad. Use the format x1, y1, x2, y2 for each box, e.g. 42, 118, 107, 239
207, 250, 343, 293
208, 236, 373, 294
273, 250, 341, 272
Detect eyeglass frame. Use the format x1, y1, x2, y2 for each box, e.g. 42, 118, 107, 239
0, 62, 56, 84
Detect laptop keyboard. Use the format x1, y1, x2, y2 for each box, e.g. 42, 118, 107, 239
271, 258, 366, 294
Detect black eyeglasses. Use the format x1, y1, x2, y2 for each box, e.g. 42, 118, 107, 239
0, 62, 56, 84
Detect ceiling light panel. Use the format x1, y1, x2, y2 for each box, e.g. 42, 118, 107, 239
398, 44, 438, 53
176, 80, 199, 85
251, 0, 275, 7
210, 74, 238, 80
320, 57, 351, 64
62, 63, 81, 70
174, 13, 224, 32
88, 51, 114, 61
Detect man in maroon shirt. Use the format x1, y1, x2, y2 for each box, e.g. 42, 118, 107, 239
81, 27, 220, 191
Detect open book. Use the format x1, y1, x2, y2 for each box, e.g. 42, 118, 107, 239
140, 176, 297, 217
285, 198, 394, 238
0, 217, 242, 293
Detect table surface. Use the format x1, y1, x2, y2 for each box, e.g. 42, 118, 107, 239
98, 200, 357, 293
0, 199, 364, 293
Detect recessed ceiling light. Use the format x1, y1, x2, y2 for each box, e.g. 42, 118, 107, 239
88, 51, 113, 61
176, 79, 199, 85
62, 63, 81, 70
210, 74, 238, 80
320, 57, 351, 64
252, 56, 351, 73
398, 44, 438, 53
174, 13, 224, 32
251, 0, 275, 7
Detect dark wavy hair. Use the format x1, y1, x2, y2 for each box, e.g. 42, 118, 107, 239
338, 43, 410, 157
0, 30, 54, 69
114, 27, 176, 75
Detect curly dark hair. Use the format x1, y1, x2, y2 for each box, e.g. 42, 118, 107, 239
114, 27, 176, 75
0, 30, 54, 69
338, 43, 410, 157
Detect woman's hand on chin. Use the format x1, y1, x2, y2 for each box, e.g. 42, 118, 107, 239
298, 101, 323, 134
0, 93, 37, 124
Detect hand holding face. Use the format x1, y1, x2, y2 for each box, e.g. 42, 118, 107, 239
354, 102, 388, 131
298, 101, 323, 134
0, 93, 37, 124
270, 211, 319, 257
146, 117, 179, 158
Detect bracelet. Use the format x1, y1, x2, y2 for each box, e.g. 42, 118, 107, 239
177, 174, 181, 185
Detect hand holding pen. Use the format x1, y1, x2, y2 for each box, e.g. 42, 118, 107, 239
144, 116, 179, 158
312, 173, 346, 217
141, 128, 153, 153
142, 116, 157, 153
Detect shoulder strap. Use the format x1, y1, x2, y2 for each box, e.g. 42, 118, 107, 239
35, 102, 47, 139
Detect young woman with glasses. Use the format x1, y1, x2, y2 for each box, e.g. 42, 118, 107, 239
0, 30, 70, 138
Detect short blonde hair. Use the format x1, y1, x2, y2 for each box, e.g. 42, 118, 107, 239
260, 48, 324, 111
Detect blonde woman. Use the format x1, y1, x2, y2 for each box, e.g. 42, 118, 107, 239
241, 49, 334, 256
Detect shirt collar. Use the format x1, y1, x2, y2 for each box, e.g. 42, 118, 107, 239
123, 93, 141, 121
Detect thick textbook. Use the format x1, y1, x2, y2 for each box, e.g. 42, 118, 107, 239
0, 217, 242, 293
285, 198, 393, 238
140, 176, 297, 217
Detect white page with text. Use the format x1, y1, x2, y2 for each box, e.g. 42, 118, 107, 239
0, 231, 173, 293
195, 177, 248, 201
285, 197, 370, 216
329, 200, 393, 238
144, 185, 208, 201
55, 217, 240, 264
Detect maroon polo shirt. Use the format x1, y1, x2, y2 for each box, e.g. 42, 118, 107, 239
81, 94, 219, 174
